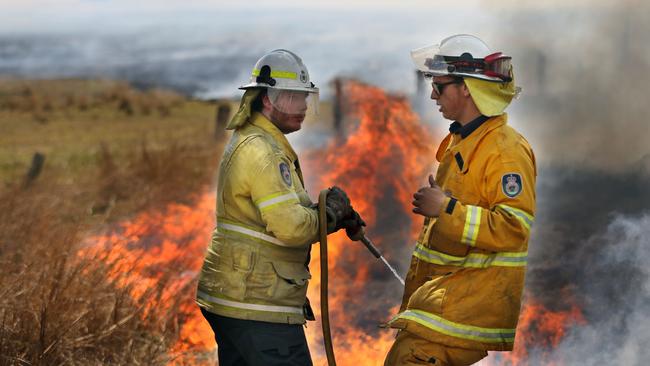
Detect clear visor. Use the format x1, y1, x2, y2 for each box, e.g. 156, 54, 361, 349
268, 88, 319, 116
411, 44, 448, 77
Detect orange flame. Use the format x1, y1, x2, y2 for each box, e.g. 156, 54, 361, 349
483, 294, 586, 366
488, 296, 586, 365
78, 80, 588, 366
304, 80, 438, 365
79, 193, 217, 362
78, 80, 440, 364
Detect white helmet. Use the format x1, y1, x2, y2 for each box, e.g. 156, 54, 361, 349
241, 49, 319, 115
411, 34, 513, 82
240, 49, 319, 93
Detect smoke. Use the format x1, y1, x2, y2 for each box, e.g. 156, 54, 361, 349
484, 2, 650, 360
468, 2, 650, 358
3, 0, 649, 361
492, 0, 650, 171
404, 3, 650, 361
530, 167, 650, 269
0, 32, 263, 97
510, 150, 650, 363
521, 212, 650, 366
0, 4, 500, 99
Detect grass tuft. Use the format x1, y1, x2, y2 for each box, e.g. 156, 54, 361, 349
0, 78, 226, 365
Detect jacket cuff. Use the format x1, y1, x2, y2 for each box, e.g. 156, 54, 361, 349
432, 197, 467, 245
443, 197, 457, 216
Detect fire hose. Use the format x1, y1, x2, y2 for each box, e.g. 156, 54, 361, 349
318, 190, 405, 366
317, 190, 336, 366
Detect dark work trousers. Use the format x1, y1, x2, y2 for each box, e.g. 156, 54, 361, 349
200, 307, 313, 366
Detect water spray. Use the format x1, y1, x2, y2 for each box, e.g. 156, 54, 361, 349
347, 228, 405, 285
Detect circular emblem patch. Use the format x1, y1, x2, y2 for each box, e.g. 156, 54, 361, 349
502, 173, 523, 198
279, 162, 292, 187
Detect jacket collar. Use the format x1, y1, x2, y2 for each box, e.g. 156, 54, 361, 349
250, 112, 298, 162
448, 115, 491, 139
436, 114, 508, 171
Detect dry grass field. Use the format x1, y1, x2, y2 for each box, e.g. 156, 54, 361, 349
0, 78, 229, 365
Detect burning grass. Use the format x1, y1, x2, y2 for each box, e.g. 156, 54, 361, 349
0, 152, 220, 365
80, 192, 218, 364
0, 187, 173, 365
0, 77, 595, 365
0, 79, 224, 365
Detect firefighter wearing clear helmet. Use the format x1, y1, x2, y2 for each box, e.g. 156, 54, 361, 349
196, 49, 364, 366
384, 35, 537, 365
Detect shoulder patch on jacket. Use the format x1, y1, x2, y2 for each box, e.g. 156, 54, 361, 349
279, 162, 292, 187
502, 173, 523, 198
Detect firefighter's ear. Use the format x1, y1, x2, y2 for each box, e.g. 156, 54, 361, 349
462, 83, 471, 98
262, 94, 273, 109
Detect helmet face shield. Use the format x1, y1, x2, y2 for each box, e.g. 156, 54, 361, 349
267, 88, 319, 116
411, 44, 445, 77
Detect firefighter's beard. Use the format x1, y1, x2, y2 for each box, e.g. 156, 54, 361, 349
268, 108, 306, 134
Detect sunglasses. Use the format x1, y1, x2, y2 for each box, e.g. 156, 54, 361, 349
431, 79, 463, 95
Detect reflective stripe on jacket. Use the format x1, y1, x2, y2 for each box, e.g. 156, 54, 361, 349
389, 114, 536, 351
197, 112, 319, 324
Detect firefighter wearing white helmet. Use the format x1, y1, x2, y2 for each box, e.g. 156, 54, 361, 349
239, 49, 320, 121
410, 34, 521, 117
196, 49, 363, 366
384, 35, 536, 365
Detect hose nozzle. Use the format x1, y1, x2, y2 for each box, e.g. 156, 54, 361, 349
348, 227, 405, 285
348, 227, 381, 258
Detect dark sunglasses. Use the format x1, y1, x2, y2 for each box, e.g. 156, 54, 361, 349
432, 79, 463, 95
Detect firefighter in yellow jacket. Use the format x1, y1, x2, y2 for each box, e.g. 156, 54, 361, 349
196, 49, 363, 365
384, 35, 537, 365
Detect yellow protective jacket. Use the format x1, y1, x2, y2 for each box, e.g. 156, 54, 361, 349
388, 114, 536, 351
196, 112, 319, 324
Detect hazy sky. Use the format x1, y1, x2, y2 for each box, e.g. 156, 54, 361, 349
0, 0, 606, 35
3, 3, 647, 362
1, 0, 646, 170
0, 1, 473, 34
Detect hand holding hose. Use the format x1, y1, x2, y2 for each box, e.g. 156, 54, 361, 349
324, 186, 353, 233
317, 189, 405, 366
341, 209, 366, 240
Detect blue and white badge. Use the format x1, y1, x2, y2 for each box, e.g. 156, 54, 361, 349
502, 173, 523, 198
279, 162, 292, 187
